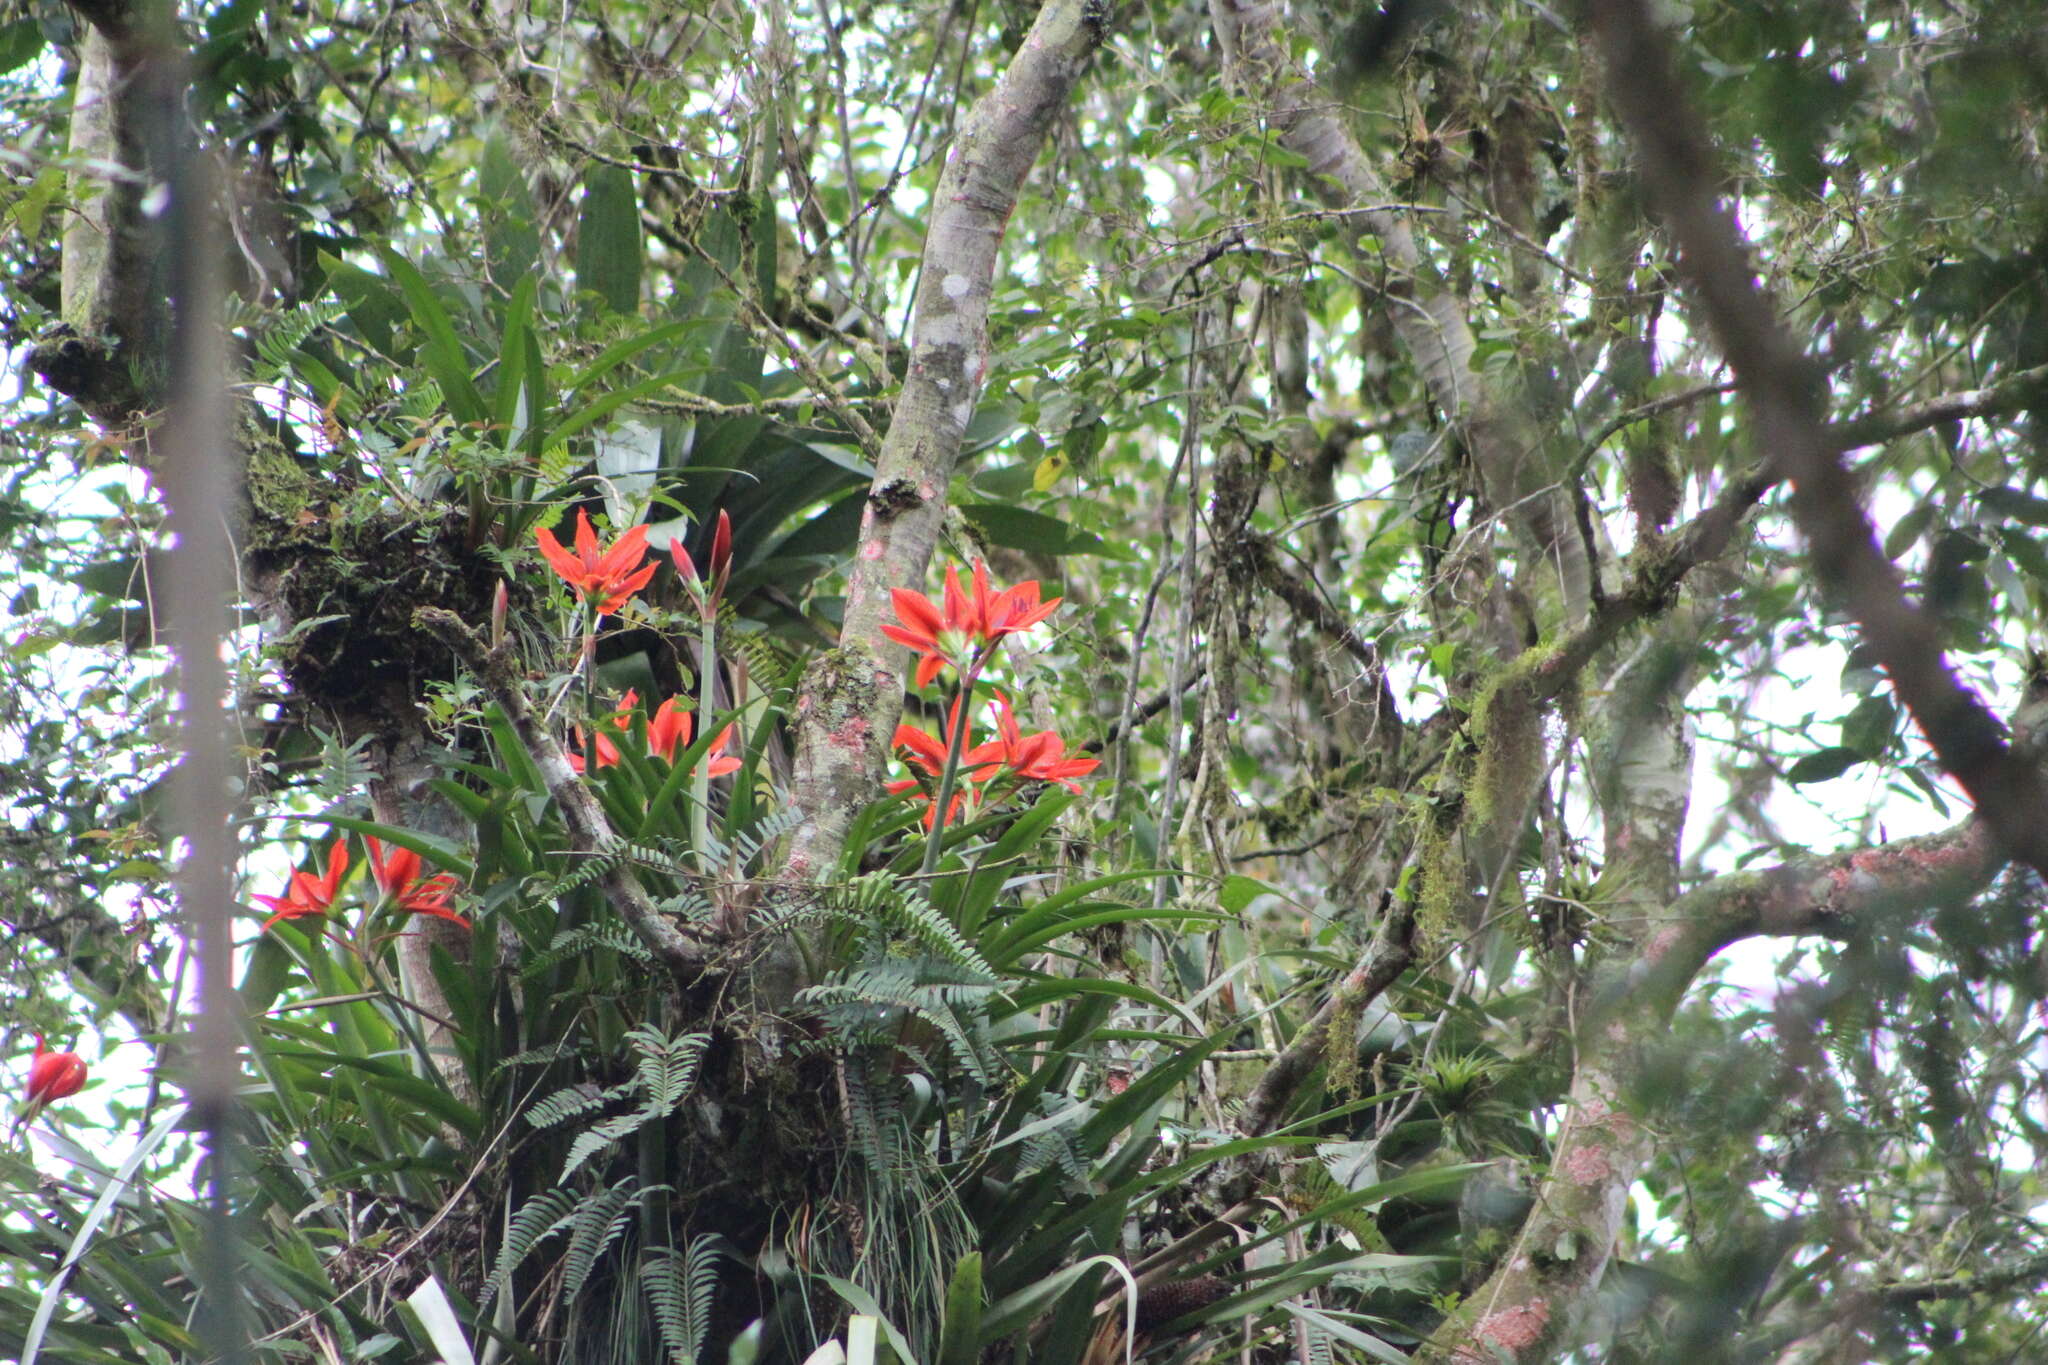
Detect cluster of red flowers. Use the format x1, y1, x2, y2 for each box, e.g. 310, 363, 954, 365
888, 694, 1101, 827
883, 561, 1098, 828
254, 835, 469, 932
881, 560, 1061, 688
534, 507, 732, 620
568, 689, 742, 778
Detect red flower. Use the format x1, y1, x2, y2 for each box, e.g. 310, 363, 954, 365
882, 561, 1062, 688
535, 509, 657, 615
972, 696, 1101, 791
972, 562, 1063, 643
24, 1036, 86, 1115
568, 689, 637, 773
647, 696, 692, 764
700, 724, 743, 778
396, 874, 469, 928
365, 836, 470, 930
887, 700, 992, 827
255, 837, 350, 929
646, 697, 744, 777
882, 568, 974, 689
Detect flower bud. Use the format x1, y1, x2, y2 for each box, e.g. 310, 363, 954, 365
24, 1035, 86, 1115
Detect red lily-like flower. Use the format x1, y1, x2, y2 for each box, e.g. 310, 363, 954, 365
887, 700, 992, 826
972, 696, 1101, 791
970, 561, 1063, 644
647, 696, 692, 764
882, 568, 974, 689
645, 698, 744, 777
882, 561, 1063, 689
568, 689, 638, 773
535, 509, 657, 615
669, 509, 734, 621
254, 836, 350, 929
395, 873, 468, 928
365, 836, 470, 930
23, 1036, 87, 1116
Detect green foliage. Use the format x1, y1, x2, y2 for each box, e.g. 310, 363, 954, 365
8, 0, 2048, 1362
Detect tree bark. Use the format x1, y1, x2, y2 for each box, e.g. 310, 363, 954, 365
778, 0, 1115, 886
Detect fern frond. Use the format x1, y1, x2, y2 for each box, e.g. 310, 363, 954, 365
720, 807, 806, 868
625, 1027, 712, 1110
248, 298, 348, 378
493, 1043, 576, 1071
641, 1236, 723, 1365
652, 887, 715, 921
874, 882, 996, 978
546, 837, 699, 899
559, 1108, 654, 1185
482, 1187, 579, 1309
527, 1082, 619, 1130
555, 1028, 711, 1184
521, 923, 656, 981
561, 1176, 642, 1304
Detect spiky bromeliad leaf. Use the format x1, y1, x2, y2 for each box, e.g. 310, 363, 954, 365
641, 1237, 723, 1365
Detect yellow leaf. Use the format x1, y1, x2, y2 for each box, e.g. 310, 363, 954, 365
1033, 453, 1068, 493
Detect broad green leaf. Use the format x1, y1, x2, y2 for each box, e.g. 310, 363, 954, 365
578, 164, 643, 316
374, 246, 488, 426
958, 502, 1130, 559
1786, 745, 1865, 784
936, 1252, 984, 1365
478, 128, 540, 290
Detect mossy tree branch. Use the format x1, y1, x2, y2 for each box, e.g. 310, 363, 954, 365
1208, 0, 1605, 628
1590, 0, 2048, 883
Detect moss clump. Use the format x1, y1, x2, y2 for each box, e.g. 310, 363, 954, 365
1322, 985, 1367, 1100
243, 440, 505, 725
1465, 645, 1554, 841
1413, 790, 1467, 951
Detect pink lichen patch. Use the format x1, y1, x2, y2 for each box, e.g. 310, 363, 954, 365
1561, 1140, 1613, 1186
918, 482, 938, 501
830, 717, 870, 751
1474, 1298, 1550, 1354
859, 538, 885, 560
1643, 924, 1684, 965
